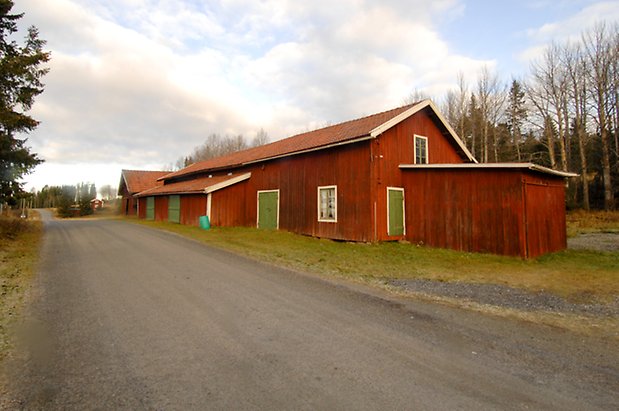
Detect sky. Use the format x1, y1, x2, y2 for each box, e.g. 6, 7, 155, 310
14, 0, 619, 194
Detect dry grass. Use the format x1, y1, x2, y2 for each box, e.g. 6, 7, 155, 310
567, 210, 619, 236
0, 215, 43, 361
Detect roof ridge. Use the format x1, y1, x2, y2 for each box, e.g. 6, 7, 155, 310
163, 101, 423, 181
283, 102, 417, 140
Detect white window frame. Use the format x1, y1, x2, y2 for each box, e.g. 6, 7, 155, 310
414, 135, 429, 164
386, 187, 406, 236
256, 189, 280, 229
317, 185, 337, 223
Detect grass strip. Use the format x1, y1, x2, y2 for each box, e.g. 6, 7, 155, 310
0, 217, 42, 361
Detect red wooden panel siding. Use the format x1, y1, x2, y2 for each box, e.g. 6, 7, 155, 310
211, 182, 248, 227
180, 194, 207, 227
205, 141, 374, 241
523, 176, 567, 258
250, 142, 373, 241
137, 198, 146, 219
402, 169, 527, 256
373, 108, 466, 241
154, 196, 168, 222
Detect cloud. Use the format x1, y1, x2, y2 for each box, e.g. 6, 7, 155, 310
519, 1, 619, 62
16, 0, 488, 190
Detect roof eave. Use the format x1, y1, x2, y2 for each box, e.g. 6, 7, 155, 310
399, 163, 579, 178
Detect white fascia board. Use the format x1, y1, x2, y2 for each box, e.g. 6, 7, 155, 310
370, 99, 477, 163
204, 172, 252, 194
370, 100, 429, 137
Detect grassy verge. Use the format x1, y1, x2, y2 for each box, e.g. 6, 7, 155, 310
132, 220, 618, 305
0, 215, 43, 361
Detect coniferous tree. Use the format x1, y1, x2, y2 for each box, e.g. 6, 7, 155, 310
506, 80, 527, 161
0, 0, 49, 205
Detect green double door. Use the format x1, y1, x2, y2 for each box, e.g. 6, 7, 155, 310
257, 191, 278, 229
388, 188, 405, 236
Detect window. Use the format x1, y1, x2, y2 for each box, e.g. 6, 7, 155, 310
318, 186, 337, 222
414, 135, 428, 164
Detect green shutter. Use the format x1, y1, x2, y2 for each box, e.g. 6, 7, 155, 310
168, 195, 180, 223
388, 189, 404, 236
146, 196, 155, 220
258, 191, 278, 229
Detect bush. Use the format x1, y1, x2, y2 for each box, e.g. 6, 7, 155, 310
0, 216, 33, 240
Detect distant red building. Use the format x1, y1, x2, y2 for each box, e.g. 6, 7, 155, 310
90, 198, 103, 210
132, 100, 575, 258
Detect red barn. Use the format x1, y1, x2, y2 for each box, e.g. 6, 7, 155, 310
118, 170, 168, 215
135, 100, 575, 258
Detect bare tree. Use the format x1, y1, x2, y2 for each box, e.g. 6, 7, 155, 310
506, 79, 527, 161
563, 42, 591, 209
403, 88, 431, 105
99, 184, 115, 201
583, 23, 615, 210
443, 72, 470, 148
251, 128, 270, 147
528, 43, 570, 171
611, 25, 619, 164
475, 66, 505, 162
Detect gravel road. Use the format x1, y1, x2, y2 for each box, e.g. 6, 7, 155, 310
1, 218, 618, 410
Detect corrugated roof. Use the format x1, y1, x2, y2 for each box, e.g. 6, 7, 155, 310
137, 173, 251, 197
162, 103, 421, 181
120, 170, 169, 194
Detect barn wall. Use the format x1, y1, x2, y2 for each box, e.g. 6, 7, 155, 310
137, 197, 147, 219
154, 196, 168, 222
372, 108, 466, 241
401, 169, 527, 257
211, 182, 248, 227
206, 141, 374, 241
180, 194, 207, 227
118, 183, 137, 216
523, 174, 567, 258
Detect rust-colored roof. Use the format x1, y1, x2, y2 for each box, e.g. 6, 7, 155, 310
137, 173, 251, 197
120, 170, 169, 194
162, 103, 419, 181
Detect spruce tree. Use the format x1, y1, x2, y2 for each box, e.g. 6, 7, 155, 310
0, 0, 49, 205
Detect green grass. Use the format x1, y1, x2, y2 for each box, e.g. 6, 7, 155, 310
132, 220, 619, 304
0, 216, 42, 361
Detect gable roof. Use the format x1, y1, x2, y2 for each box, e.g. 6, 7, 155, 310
162, 99, 476, 182
137, 173, 251, 197
119, 170, 169, 195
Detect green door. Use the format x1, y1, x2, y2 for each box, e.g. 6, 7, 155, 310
146, 196, 155, 220
388, 188, 404, 236
168, 195, 180, 223
258, 191, 278, 229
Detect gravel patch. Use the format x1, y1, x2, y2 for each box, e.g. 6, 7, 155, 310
389, 279, 619, 317
568, 232, 619, 252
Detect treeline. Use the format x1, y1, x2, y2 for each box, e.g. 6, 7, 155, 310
32, 183, 96, 217
433, 22, 618, 210
169, 129, 269, 170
